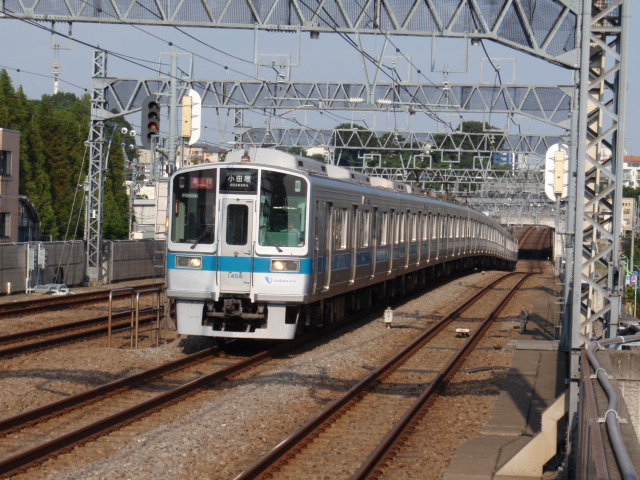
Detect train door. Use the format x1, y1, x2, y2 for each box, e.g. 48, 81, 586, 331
444, 215, 449, 258
312, 200, 321, 295
350, 205, 358, 284
388, 210, 395, 274
434, 214, 440, 260
371, 207, 378, 278
218, 198, 254, 293
405, 211, 411, 269
416, 213, 422, 266
322, 203, 334, 291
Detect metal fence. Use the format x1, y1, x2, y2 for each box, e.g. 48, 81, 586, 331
0, 243, 28, 294
0, 239, 165, 295
106, 239, 165, 282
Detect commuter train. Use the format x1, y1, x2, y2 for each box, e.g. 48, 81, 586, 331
166, 148, 518, 340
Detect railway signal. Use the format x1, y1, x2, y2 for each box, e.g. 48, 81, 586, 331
141, 95, 160, 149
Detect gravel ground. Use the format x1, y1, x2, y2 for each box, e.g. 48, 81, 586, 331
1, 265, 556, 480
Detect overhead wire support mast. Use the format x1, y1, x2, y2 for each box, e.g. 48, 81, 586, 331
85, 50, 108, 283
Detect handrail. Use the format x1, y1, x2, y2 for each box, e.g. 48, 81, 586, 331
107, 288, 134, 347
585, 332, 640, 480
133, 288, 163, 349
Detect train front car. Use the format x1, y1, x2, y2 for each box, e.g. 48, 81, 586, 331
166, 151, 311, 340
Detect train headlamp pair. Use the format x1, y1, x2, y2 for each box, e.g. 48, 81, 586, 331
175, 255, 202, 269
270, 259, 300, 272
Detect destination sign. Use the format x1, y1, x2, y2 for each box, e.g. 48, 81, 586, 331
220, 168, 257, 193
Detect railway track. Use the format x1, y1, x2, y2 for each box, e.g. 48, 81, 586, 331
0, 269, 535, 478
0, 312, 363, 477
0, 283, 163, 318
235, 271, 535, 480
0, 308, 159, 358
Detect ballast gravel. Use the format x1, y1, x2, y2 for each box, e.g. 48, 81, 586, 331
0, 265, 556, 480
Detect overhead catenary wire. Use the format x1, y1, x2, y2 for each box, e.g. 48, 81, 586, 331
1, 1, 505, 151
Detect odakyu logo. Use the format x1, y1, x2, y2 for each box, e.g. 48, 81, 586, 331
265, 276, 297, 285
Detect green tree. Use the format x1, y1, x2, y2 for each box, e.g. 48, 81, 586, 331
0, 69, 130, 241
431, 120, 500, 169
102, 122, 130, 239
623, 186, 640, 201
286, 146, 306, 157
332, 123, 377, 167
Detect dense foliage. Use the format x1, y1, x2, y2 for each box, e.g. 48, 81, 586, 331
0, 69, 130, 240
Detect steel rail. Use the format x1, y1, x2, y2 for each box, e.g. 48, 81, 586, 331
0, 308, 155, 345
235, 272, 528, 480
0, 271, 516, 477
0, 322, 326, 477
0, 284, 162, 317
0, 347, 219, 435
352, 273, 534, 479
0, 310, 157, 358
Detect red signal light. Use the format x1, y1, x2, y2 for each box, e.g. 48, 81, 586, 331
141, 96, 161, 149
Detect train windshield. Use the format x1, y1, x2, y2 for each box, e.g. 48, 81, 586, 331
259, 170, 308, 248
170, 169, 217, 246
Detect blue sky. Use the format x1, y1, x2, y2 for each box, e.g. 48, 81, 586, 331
0, 4, 638, 155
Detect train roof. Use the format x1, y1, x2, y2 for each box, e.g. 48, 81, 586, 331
205, 148, 509, 233
224, 148, 421, 195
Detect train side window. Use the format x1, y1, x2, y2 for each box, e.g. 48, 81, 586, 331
393, 213, 399, 245
359, 210, 370, 248
334, 208, 349, 250
422, 213, 429, 241
226, 204, 248, 245
379, 212, 389, 246
411, 213, 417, 242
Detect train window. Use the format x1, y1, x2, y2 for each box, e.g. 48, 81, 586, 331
259, 170, 308, 247
411, 213, 417, 242
422, 214, 428, 241
379, 212, 389, 246
359, 210, 371, 248
393, 213, 400, 245
334, 208, 349, 250
226, 204, 248, 245
170, 169, 217, 245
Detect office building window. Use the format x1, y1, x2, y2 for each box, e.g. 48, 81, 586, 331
0, 213, 9, 237
0, 151, 10, 176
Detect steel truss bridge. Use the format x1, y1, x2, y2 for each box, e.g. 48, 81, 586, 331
238, 127, 566, 157
1, 1, 630, 471
100, 79, 573, 127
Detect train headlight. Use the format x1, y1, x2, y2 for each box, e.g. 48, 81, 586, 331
175, 255, 203, 269
270, 259, 300, 272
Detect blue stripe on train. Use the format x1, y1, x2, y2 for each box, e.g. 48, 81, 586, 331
168, 248, 407, 274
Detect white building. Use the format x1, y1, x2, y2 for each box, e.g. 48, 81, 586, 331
623, 156, 640, 188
